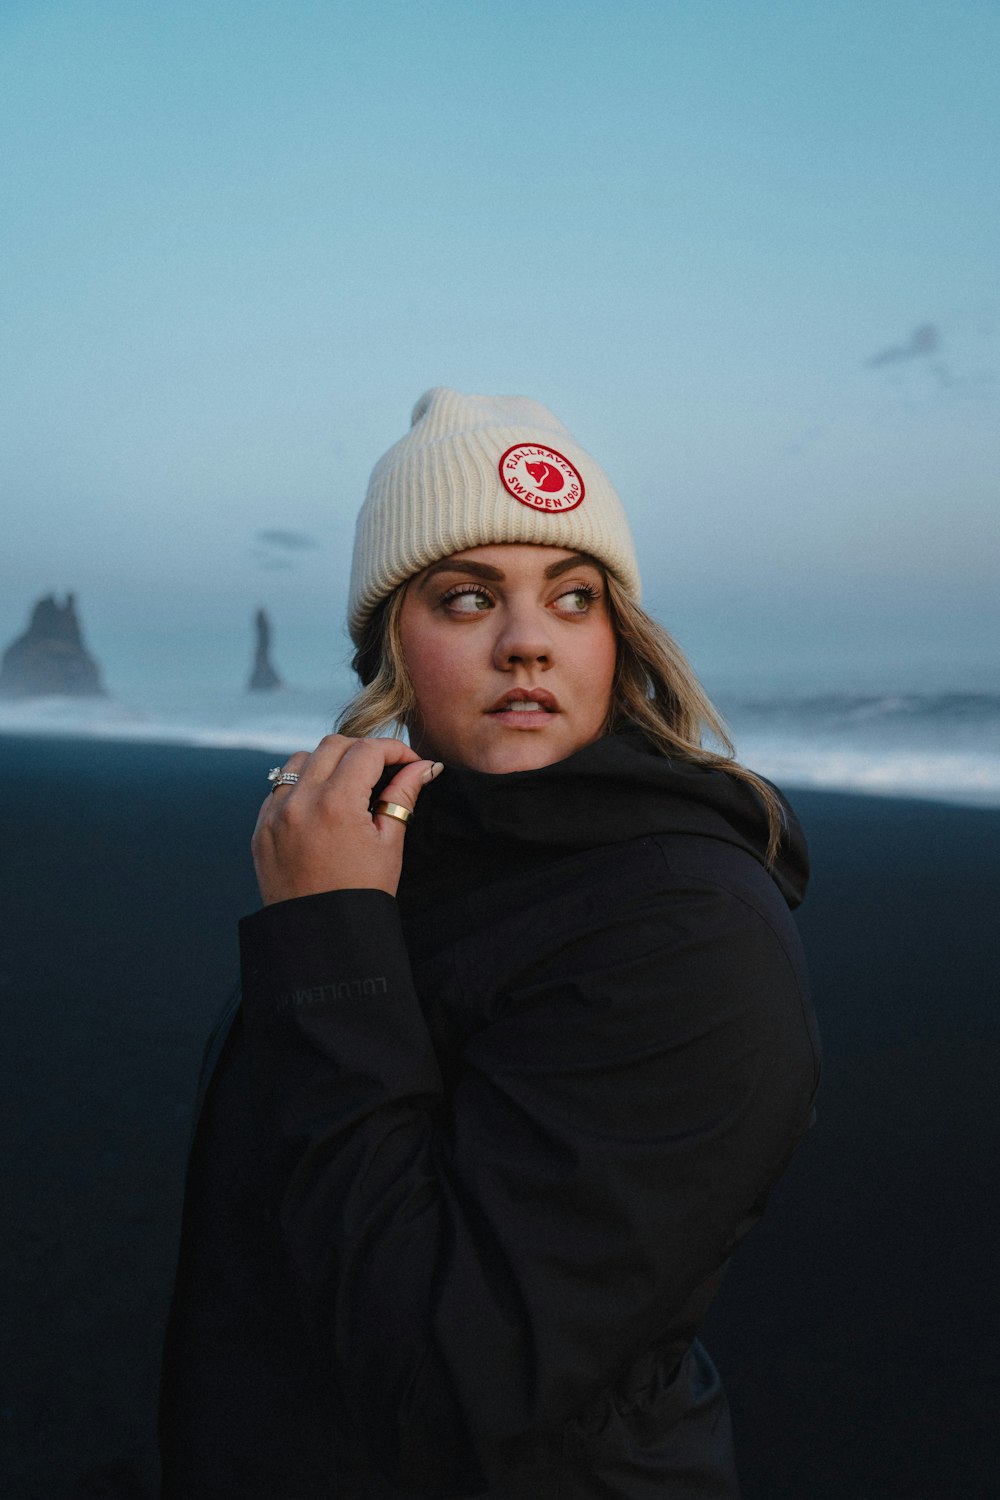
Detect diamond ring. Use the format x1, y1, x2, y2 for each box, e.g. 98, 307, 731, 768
267, 767, 300, 793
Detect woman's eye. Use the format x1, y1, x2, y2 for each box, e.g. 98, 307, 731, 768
443, 587, 494, 614
554, 587, 598, 614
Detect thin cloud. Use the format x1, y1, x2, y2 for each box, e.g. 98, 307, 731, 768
251, 528, 321, 572
865, 323, 940, 367
862, 316, 994, 403
255, 529, 320, 551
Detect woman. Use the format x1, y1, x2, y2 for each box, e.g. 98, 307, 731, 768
160, 388, 820, 1498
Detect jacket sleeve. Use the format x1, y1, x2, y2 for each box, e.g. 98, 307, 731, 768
238, 871, 818, 1495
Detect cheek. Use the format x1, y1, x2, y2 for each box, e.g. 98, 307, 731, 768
403, 635, 472, 730
400, 604, 453, 716
579, 628, 617, 719
413, 659, 465, 717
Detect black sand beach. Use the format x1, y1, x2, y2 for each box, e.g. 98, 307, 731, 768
1, 734, 997, 1499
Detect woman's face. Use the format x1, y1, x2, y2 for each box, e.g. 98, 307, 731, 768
398, 544, 617, 774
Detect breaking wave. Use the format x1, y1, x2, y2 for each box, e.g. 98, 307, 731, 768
2, 687, 999, 807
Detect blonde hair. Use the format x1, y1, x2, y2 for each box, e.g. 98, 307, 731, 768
337, 569, 785, 865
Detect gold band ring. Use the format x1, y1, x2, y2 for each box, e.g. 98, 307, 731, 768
374, 800, 413, 826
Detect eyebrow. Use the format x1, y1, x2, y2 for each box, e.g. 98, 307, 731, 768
543, 553, 603, 580
417, 553, 602, 590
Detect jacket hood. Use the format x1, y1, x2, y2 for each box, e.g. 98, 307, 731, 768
397, 732, 809, 912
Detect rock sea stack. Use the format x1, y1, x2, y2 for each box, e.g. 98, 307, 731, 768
0, 594, 106, 699
247, 607, 283, 692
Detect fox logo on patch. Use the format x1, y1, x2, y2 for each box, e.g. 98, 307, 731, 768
524, 460, 564, 493
498, 444, 585, 513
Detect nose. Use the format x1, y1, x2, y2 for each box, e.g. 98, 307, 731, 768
492, 602, 552, 671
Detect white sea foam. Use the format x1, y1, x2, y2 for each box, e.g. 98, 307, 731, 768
0, 687, 341, 756
2, 686, 999, 807
723, 690, 1000, 806
732, 737, 1000, 807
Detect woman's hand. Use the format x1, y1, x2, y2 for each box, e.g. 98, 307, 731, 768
251, 735, 443, 906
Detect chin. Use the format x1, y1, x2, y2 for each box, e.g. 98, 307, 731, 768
463, 732, 600, 776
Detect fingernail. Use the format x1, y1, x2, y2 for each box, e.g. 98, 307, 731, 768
421, 761, 444, 784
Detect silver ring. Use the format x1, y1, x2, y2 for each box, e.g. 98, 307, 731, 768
267, 767, 299, 793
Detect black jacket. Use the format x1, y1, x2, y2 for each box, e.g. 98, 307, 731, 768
160, 733, 820, 1498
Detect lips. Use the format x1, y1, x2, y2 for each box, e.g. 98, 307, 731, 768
487, 688, 559, 714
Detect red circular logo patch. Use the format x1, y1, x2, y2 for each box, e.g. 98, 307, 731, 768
498, 444, 585, 513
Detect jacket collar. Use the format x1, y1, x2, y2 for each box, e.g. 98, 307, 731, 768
397, 732, 809, 912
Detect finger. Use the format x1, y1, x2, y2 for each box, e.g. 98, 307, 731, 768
262, 750, 310, 802
291, 733, 359, 788
295, 734, 419, 791
319, 736, 423, 802
374, 760, 444, 830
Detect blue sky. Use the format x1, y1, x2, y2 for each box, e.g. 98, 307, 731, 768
2, 0, 997, 698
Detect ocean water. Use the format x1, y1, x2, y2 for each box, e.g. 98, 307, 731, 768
2, 677, 999, 808
715, 690, 1000, 807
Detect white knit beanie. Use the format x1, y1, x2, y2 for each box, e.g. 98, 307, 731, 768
348, 387, 641, 642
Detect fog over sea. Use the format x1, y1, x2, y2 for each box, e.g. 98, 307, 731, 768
3, 659, 997, 810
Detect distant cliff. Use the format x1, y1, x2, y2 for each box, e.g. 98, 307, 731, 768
0, 594, 106, 699
247, 607, 283, 692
